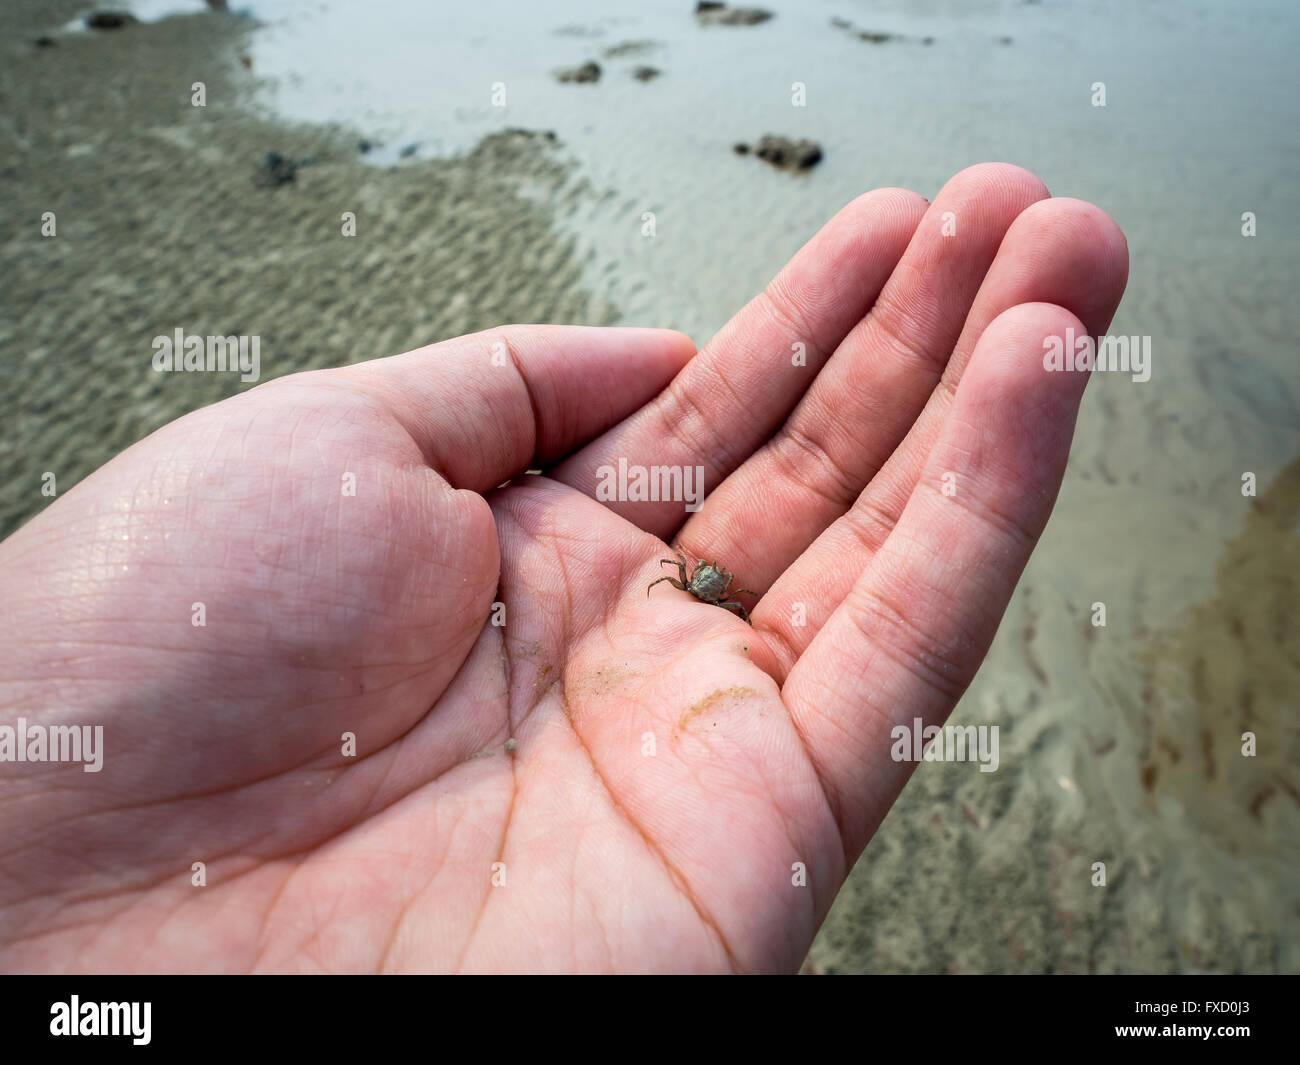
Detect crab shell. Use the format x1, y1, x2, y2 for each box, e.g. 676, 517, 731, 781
688, 564, 731, 603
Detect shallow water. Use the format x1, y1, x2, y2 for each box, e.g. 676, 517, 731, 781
15, 0, 1300, 970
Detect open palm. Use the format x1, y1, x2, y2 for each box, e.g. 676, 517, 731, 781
0, 165, 1127, 973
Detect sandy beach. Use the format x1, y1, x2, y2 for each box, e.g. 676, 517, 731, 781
1, 0, 1297, 972
0, 1, 616, 540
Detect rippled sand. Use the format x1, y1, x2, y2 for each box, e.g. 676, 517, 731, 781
3, 0, 1296, 972
0, 2, 618, 538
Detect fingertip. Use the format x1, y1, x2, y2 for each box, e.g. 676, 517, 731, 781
981, 300, 1089, 350
936, 162, 1051, 209
841, 186, 931, 228
1007, 197, 1131, 295
966, 301, 1093, 432
583, 326, 698, 376
655, 327, 701, 368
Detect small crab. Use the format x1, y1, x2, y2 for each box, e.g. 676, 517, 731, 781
647, 549, 757, 624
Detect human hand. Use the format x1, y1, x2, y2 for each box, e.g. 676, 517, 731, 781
0, 164, 1127, 972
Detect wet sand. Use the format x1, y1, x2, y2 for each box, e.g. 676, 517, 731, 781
2, 1, 1297, 973
0, 0, 614, 537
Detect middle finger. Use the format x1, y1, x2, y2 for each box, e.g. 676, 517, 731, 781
676, 163, 1049, 589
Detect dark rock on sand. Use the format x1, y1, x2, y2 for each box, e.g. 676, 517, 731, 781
399, 143, 420, 158
752, 135, 822, 172
503, 128, 560, 143
85, 11, 138, 30
633, 66, 661, 81
602, 40, 660, 59
556, 61, 601, 84
34, 35, 56, 47
733, 142, 750, 155
832, 17, 933, 46
696, 3, 773, 27
254, 152, 298, 188
358, 139, 373, 154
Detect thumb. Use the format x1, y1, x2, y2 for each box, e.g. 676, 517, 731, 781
343, 325, 697, 493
